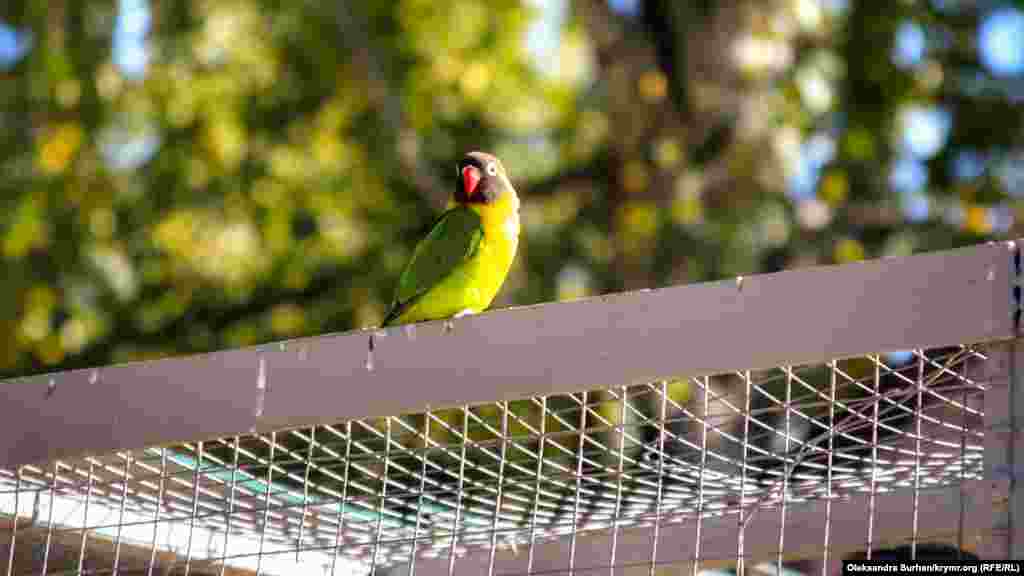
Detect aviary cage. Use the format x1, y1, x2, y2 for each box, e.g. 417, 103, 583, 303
1, 240, 1021, 575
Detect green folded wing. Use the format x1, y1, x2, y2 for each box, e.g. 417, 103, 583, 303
384, 206, 484, 324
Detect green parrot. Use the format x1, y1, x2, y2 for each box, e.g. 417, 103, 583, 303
381, 151, 520, 327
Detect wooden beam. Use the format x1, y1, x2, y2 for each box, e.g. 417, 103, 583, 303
0, 241, 1015, 469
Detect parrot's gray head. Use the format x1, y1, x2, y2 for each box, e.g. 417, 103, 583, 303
455, 151, 512, 205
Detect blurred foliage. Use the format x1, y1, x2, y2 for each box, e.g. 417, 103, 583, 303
0, 0, 1022, 378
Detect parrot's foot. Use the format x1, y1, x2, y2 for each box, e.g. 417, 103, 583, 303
444, 309, 475, 334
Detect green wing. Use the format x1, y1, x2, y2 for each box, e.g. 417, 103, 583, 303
383, 206, 484, 325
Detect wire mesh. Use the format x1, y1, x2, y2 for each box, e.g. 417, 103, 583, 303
0, 344, 993, 575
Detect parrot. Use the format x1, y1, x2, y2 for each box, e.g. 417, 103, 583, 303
380, 151, 520, 327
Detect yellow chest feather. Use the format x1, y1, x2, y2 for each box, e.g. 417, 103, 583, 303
470, 192, 520, 296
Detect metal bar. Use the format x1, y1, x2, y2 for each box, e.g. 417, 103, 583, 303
738, 371, 752, 576
1012, 240, 1024, 558
607, 387, 627, 576
486, 403, 508, 576
822, 361, 836, 576
112, 454, 132, 576
867, 355, 881, 557
526, 397, 547, 574
446, 407, 469, 576
407, 415, 431, 576
147, 448, 168, 576
776, 367, 793, 573
184, 442, 203, 576
1010, 335, 1024, 557
568, 392, 588, 575
4, 467, 20, 576
959, 368, 969, 556
913, 350, 924, 559
329, 422, 353, 576
254, 432, 276, 576
369, 418, 392, 575
648, 381, 668, 576
984, 342, 1013, 559
76, 459, 96, 573
296, 427, 315, 564
40, 461, 58, 575
1002, 336, 1024, 557
0, 241, 1014, 469
693, 376, 710, 576
216, 439, 239, 576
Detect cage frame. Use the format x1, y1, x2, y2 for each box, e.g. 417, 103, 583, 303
1, 239, 1022, 575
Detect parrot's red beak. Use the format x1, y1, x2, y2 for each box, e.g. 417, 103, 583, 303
462, 165, 481, 198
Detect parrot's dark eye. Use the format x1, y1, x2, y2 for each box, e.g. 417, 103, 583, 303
486, 162, 497, 176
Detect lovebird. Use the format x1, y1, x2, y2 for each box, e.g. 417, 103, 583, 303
381, 151, 520, 327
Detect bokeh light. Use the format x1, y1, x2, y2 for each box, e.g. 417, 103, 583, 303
113, 0, 152, 79
0, 20, 31, 70
979, 7, 1024, 77
899, 105, 952, 159
608, 0, 640, 17
893, 21, 926, 68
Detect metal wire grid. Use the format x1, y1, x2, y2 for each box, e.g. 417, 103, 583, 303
0, 344, 989, 575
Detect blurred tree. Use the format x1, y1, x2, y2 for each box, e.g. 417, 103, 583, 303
0, 0, 1022, 380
